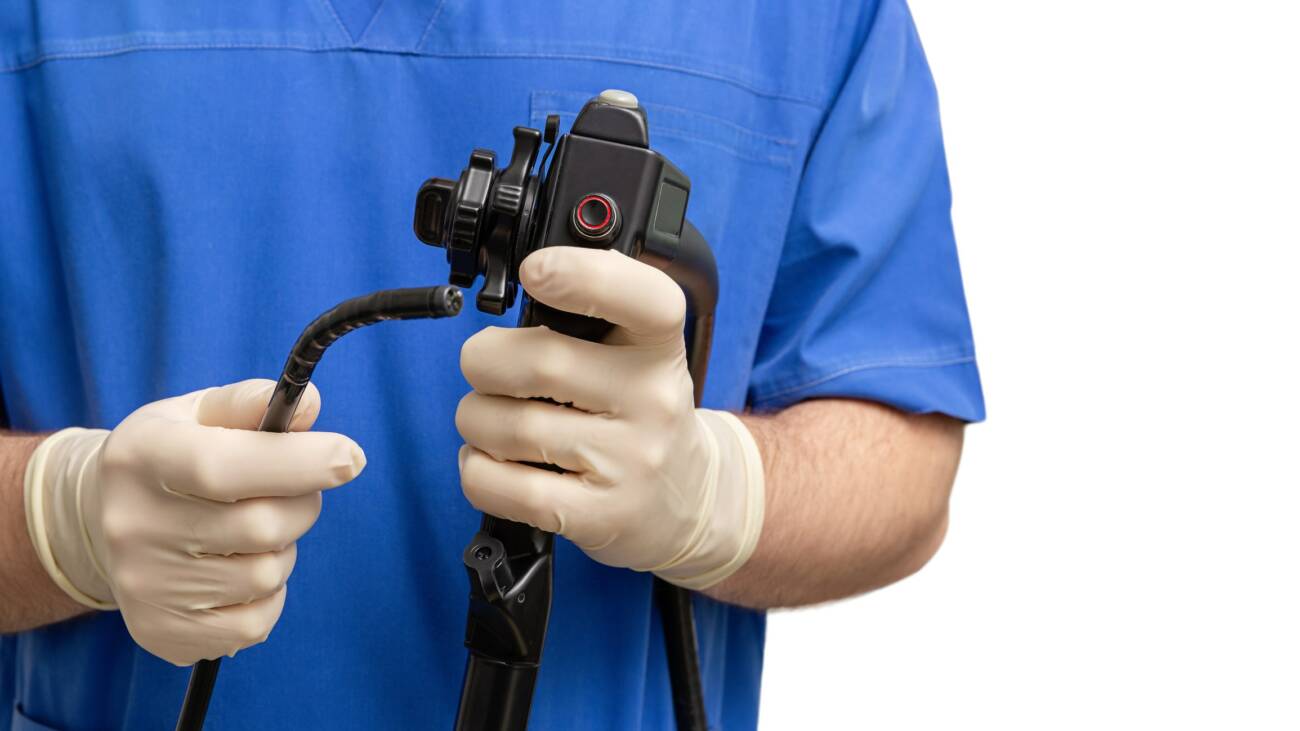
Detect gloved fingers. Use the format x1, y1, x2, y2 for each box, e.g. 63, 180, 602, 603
128, 422, 366, 502
456, 392, 616, 474
187, 494, 323, 555
459, 445, 603, 543
519, 247, 687, 346
202, 585, 289, 661
124, 585, 288, 667
173, 546, 298, 610
194, 379, 323, 432
460, 325, 620, 412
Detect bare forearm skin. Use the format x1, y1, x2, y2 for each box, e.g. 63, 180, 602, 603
704, 399, 965, 609
0, 431, 87, 633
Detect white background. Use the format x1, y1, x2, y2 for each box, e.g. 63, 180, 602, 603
760, 2, 1300, 729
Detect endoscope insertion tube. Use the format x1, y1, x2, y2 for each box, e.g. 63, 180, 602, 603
173, 285, 463, 731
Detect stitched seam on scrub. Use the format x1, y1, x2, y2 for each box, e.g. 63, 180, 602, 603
426, 47, 823, 107
752, 354, 978, 403
532, 90, 799, 148
314, 0, 354, 44
1, 39, 827, 108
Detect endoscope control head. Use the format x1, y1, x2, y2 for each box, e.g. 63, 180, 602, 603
414, 89, 700, 332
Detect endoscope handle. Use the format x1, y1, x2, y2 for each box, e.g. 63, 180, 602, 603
456, 222, 717, 731
453, 298, 586, 731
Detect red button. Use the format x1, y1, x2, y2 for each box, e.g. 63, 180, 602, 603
572, 193, 618, 240
577, 195, 612, 231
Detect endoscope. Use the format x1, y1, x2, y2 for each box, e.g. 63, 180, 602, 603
174, 89, 718, 731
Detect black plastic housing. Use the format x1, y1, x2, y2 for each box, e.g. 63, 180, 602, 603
415, 94, 715, 341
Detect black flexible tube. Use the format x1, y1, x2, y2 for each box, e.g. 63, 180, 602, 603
173, 285, 463, 731
655, 306, 716, 731
174, 658, 220, 731
655, 580, 708, 731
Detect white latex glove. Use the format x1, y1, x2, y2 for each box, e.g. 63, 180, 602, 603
24, 379, 366, 666
456, 247, 765, 590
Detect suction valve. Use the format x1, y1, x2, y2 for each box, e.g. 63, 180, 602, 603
571, 193, 619, 241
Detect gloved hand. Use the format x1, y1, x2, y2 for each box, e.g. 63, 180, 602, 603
456, 247, 765, 590
24, 379, 365, 666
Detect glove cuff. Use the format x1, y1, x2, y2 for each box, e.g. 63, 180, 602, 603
654, 409, 766, 591
24, 428, 117, 610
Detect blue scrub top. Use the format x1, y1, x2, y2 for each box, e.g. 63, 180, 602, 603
0, 2, 983, 729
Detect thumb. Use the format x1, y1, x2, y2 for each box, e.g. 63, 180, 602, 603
194, 379, 323, 432
519, 247, 686, 346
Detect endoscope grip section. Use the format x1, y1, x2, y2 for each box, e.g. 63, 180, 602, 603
662, 221, 717, 319
518, 219, 715, 346
518, 300, 613, 343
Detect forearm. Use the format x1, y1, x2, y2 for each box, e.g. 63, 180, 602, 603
0, 431, 87, 633
704, 399, 964, 609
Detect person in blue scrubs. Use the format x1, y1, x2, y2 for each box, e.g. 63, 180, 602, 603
0, 2, 984, 729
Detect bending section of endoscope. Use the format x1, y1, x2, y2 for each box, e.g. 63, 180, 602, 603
174, 285, 462, 731
262, 286, 464, 431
